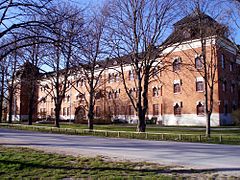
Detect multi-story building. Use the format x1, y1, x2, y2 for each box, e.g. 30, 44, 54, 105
13, 11, 240, 126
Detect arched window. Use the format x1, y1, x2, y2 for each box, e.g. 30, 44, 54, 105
174, 103, 181, 116
153, 87, 158, 97
197, 102, 204, 116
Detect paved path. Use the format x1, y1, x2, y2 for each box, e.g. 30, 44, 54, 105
0, 128, 240, 171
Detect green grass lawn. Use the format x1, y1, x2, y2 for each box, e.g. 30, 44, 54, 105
0, 146, 174, 179
37, 123, 240, 135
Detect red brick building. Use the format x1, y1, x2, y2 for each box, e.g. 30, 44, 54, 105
13, 11, 240, 126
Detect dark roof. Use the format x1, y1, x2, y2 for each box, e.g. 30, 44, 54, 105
164, 9, 227, 45
174, 9, 217, 27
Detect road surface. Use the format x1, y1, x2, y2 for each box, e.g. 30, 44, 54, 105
0, 128, 240, 172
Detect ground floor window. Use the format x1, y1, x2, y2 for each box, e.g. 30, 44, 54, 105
153, 104, 159, 116
197, 102, 204, 116
174, 103, 181, 116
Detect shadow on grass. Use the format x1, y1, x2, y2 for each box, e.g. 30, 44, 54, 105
1, 159, 240, 175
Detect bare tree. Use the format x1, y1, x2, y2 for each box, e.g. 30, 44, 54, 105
180, 0, 235, 137
108, 0, 178, 132
41, 4, 84, 128
71, 3, 111, 130
0, 0, 53, 59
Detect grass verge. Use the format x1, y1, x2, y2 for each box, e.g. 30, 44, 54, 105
0, 146, 174, 179
1, 123, 240, 145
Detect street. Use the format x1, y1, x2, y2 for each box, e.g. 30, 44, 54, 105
0, 128, 240, 171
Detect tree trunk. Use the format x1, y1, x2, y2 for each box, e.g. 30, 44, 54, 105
0, 68, 4, 123
8, 88, 13, 123
55, 105, 60, 128
138, 111, 146, 132
88, 88, 94, 130
206, 112, 211, 137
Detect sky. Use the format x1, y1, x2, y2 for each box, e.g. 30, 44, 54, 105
71, 0, 240, 44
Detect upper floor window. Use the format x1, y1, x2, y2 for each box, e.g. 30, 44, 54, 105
221, 54, 225, 69
115, 73, 120, 82
173, 80, 181, 93
67, 95, 70, 102
108, 91, 113, 99
153, 87, 159, 97
195, 56, 203, 69
174, 102, 182, 116
129, 70, 134, 80
114, 89, 120, 98
196, 77, 204, 92
196, 102, 204, 116
173, 58, 181, 72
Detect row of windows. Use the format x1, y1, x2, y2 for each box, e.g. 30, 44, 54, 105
172, 56, 203, 72
173, 80, 204, 93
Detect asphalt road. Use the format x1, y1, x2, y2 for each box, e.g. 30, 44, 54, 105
0, 128, 240, 171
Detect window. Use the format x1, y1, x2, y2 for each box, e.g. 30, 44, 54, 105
129, 70, 134, 80
230, 62, 233, 72
115, 73, 120, 82
51, 97, 54, 103
114, 89, 120, 99
153, 104, 159, 116
195, 56, 203, 69
173, 58, 181, 72
129, 89, 134, 97
174, 103, 181, 116
80, 79, 84, 86
95, 91, 102, 100
108, 73, 115, 83
108, 92, 112, 99
51, 108, 54, 116
197, 102, 204, 116
221, 54, 225, 69
128, 105, 134, 115
196, 79, 204, 92
67, 107, 70, 116
173, 82, 181, 93
222, 81, 227, 92
63, 107, 66, 116
153, 87, 159, 97
67, 95, 70, 102
96, 106, 100, 117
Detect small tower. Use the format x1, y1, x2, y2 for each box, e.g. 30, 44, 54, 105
18, 61, 39, 121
